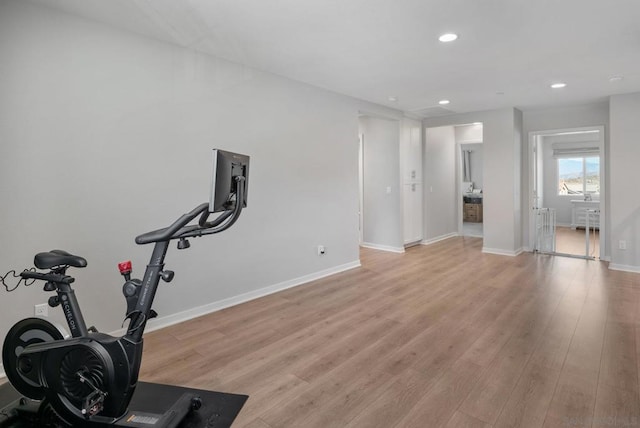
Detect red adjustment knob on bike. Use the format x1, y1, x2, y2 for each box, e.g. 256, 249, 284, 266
118, 261, 132, 276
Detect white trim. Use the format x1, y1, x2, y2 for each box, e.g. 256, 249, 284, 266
110, 260, 362, 337
482, 247, 524, 257
421, 233, 458, 246
0, 261, 362, 379
360, 242, 405, 253
358, 134, 365, 245
608, 263, 640, 273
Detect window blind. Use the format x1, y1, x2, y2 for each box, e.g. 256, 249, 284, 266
552, 142, 599, 159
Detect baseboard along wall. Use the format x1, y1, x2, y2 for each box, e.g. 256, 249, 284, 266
420, 233, 458, 246
359, 243, 405, 253
482, 247, 524, 257
0, 260, 361, 380
608, 263, 640, 273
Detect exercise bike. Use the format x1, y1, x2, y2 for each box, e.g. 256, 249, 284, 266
1, 150, 249, 427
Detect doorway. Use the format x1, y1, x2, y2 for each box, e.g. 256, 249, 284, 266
457, 124, 484, 238
528, 126, 605, 259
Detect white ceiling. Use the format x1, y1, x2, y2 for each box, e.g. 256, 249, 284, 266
29, 0, 640, 116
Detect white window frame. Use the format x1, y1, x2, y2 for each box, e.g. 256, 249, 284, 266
557, 156, 600, 196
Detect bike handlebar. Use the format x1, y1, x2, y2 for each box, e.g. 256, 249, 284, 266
20, 271, 75, 284
134, 203, 209, 245
135, 177, 246, 245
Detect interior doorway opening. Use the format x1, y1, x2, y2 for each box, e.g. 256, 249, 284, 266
529, 126, 605, 260
458, 123, 484, 238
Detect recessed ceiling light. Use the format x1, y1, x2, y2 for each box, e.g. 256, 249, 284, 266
438, 33, 458, 42
473, 122, 482, 125
609, 76, 624, 82
388, 96, 398, 102
551, 82, 567, 89
438, 99, 450, 105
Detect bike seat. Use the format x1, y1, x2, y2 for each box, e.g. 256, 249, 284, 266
34, 250, 87, 269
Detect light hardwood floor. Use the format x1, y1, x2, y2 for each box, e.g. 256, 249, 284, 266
138, 237, 640, 427
555, 226, 600, 259
3, 237, 637, 426
1, 236, 630, 427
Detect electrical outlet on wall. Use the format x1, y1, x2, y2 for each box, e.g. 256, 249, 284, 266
317, 245, 326, 256
34, 303, 48, 317
619, 240, 627, 250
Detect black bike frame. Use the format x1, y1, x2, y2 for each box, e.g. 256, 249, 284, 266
53, 177, 245, 348
54, 241, 180, 344
55, 283, 89, 338
126, 240, 169, 342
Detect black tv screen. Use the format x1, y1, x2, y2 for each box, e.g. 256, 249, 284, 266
209, 149, 250, 213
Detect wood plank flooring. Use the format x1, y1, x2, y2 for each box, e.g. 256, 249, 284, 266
555, 226, 600, 259
136, 237, 640, 427
4, 237, 639, 427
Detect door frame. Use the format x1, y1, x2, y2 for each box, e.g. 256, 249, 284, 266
358, 133, 364, 244
527, 125, 606, 259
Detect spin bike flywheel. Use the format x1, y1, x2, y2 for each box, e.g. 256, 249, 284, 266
58, 346, 107, 410
2, 317, 64, 399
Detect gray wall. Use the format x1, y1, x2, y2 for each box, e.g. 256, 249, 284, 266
609, 93, 640, 271
513, 109, 523, 251
455, 124, 483, 144
359, 116, 403, 250
424, 126, 457, 240
0, 0, 403, 353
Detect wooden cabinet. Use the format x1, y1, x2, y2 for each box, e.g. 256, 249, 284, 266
463, 203, 483, 223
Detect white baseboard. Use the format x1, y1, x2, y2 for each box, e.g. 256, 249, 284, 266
142, 259, 362, 334
360, 243, 405, 253
482, 247, 524, 257
0, 260, 363, 377
421, 233, 458, 246
608, 263, 640, 273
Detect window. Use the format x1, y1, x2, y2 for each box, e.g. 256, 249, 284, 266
558, 157, 600, 195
